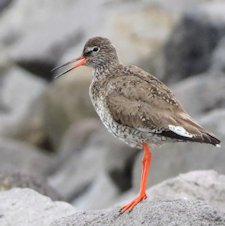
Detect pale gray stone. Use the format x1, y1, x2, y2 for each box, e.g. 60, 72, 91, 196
0, 188, 76, 226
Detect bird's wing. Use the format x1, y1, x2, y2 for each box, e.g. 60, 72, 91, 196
105, 65, 220, 145
105, 67, 183, 131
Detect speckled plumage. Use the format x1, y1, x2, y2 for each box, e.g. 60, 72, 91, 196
84, 37, 220, 149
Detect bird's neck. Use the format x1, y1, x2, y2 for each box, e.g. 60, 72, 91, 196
93, 62, 121, 80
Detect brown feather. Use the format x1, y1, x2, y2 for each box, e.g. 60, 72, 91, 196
104, 65, 220, 146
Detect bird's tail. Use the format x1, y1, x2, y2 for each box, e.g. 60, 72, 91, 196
162, 112, 221, 147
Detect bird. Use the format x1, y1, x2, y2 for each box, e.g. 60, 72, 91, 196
52, 37, 221, 214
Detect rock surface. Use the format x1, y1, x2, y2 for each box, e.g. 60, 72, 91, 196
42, 71, 97, 148
148, 170, 225, 212
0, 170, 60, 201
172, 71, 225, 116
210, 36, 225, 72
151, 2, 225, 83
0, 66, 47, 146
1, 171, 225, 226
52, 199, 225, 226
49, 126, 137, 203
0, 188, 76, 226
0, 137, 54, 176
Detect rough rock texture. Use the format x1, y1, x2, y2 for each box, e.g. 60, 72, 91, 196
148, 170, 225, 212
104, 3, 177, 66
72, 172, 120, 210
0, 137, 54, 176
0, 0, 107, 79
133, 109, 225, 190
1, 171, 225, 226
0, 67, 47, 146
172, 71, 225, 116
151, 2, 225, 83
210, 36, 225, 72
0, 188, 76, 226
42, 71, 97, 148
0, 0, 13, 14
0, 170, 61, 201
52, 199, 225, 226
49, 126, 137, 204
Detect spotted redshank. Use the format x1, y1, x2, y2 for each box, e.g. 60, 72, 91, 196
53, 37, 221, 214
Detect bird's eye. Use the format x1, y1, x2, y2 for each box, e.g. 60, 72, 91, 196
92, 47, 100, 52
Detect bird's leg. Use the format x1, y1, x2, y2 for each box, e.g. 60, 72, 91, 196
120, 143, 152, 214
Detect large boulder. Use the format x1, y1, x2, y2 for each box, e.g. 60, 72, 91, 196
1, 171, 225, 226
52, 199, 225, 226
148, 170, 225, 212
0, 66, 47, 147
0, 137, 54, 176
0, 0, 108, 79
42, 70, 97, 148
150, 2, 225, 83
49, 125, 137, 205
210, 36, 225, 72
0, 170, 60, 201
172, 71, 225, 117
103, 3, 176, 66
0, 188, 76, 226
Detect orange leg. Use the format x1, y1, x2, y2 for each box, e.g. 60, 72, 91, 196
120, 143, 152, 214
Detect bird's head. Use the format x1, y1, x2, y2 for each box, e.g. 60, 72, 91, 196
53, 37, 119, 79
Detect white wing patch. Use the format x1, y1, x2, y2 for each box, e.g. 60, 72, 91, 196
168, 125, 193, 138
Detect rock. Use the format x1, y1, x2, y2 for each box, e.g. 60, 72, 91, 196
151, 2, 225, 83
0, 66, 48, 148
54, 118, 101, 167
210, 36, 225, 72
0, 170, 61, 201
172, 71, 225, 117
0, 137, 54, 176
0, 188, 76, 226
49, 126, 137, 204
42, 71, 97, 148
0, 0, 13, 14
148, 170, 225, 212
59, 118, 101, 153
52, 199, 225, 226
0, 0, 109, 79
72, 172, 120, 210
104, 3, 177, 66
133, 109, 225, 191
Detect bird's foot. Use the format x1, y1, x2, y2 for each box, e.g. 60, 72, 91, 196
119, 193, 147, 214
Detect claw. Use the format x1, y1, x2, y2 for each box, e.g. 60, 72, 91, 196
119, 193, 147, 214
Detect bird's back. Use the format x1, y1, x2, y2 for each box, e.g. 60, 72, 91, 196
90, 64, 221, 148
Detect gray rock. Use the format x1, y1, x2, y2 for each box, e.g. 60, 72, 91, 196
133, 109, 225, 191
49, 127, 137, 204
103, 1, 176, 66
72, 172, 120, 210
0, 188, 76, 226
0, 170, 61, 201
172, 71, 225, 117
148, 170, 225, 212
42, 73, 97, 148
0, 137, 54, 176
52, 199, 225, 226
151, 2, 225, 83
0, 66, 47, 147
0, 0, 109, 78
0, 0, 13, 14
210, 36, 225, 72
57, 118, 101, 159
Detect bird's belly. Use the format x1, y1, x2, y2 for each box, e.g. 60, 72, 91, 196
91, 99, 164, 149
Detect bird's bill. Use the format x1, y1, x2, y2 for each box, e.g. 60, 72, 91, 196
52, 56, 87, 79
